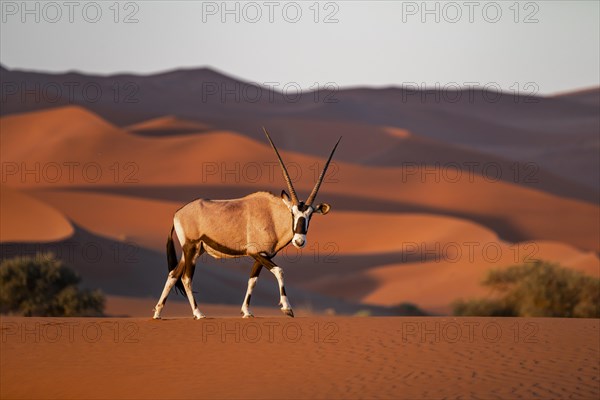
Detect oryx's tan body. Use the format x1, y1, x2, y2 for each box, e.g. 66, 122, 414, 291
174, 192, 293, 259
152, 128, 341, 320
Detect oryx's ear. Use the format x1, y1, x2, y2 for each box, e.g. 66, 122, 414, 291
314, 203, 331, 215
281, 190, 292, 208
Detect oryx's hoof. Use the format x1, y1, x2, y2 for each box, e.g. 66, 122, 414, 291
152, 315, 161, 320
281, 308, 294, 318
241, 310, 255, 318
193, 311, 207, 320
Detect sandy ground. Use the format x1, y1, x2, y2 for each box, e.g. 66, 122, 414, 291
104, 295, 327, 318
1, 317, 598, 399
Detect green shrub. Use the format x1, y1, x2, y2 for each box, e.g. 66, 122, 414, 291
353, 309, 372, 317
452, 298, 515, 317
0, 253, 105, 317
453, 261, 599, 318
390, 302, 429, 316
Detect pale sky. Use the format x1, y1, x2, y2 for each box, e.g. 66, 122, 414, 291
1, 1, 598, 94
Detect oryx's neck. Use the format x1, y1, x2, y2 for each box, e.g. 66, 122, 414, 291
244, 191, 294, 253
260, 192, 295, 253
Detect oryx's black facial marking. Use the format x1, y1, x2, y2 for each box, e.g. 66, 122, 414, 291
289, 202, 315, 249
294, 217, 307, 234
294, 202, 311, 233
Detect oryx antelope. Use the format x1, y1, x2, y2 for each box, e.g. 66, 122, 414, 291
153, 128, 341, 319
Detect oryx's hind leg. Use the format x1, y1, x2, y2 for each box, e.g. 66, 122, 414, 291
154, 223, 185, 319
182, 242, 206, 319
241, 260, 263, 318
153, 258, 183, 320
252, 254, 294, 318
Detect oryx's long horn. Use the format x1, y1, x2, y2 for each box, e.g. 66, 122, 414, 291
306, 137, 342, 206
263, 127, 299, 204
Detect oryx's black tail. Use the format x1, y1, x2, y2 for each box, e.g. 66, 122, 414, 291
166, 225, 186, 296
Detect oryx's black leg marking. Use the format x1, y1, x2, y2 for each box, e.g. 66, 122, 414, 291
241, 260, 263, 318
251, 253, 277, 268
251, 254, 294, 318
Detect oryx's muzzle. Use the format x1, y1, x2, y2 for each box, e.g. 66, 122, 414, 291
292, 234, 306, 249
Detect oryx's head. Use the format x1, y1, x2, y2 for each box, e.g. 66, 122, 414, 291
263, 127, 341, 249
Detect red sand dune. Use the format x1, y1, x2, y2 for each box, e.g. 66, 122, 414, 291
19, 190, 498, 256
24, 189, 179, 251
1, 106, 599, 315
295, 214, 599, 314
20, 187, 599, 314
358, 240, 600, 314
2, 106, 598, 251
125, 115, 211, 136
2, 66, 597, 191
1, 316, 598, 399
0, 185, 73, 243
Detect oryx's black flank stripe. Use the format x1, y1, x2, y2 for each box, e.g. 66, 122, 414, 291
200, 235, 246, 256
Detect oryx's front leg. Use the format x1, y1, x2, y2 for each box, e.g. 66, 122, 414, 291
253, 254, 294, 317
271, 266, 293, 317
241, 260, 263, 318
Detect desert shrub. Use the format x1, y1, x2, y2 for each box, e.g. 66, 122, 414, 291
452, 298, 515, 317
453, 261, 600, 318
0, 253, 105, 317
354, 309, 372, 317
390, 302, 428, 316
